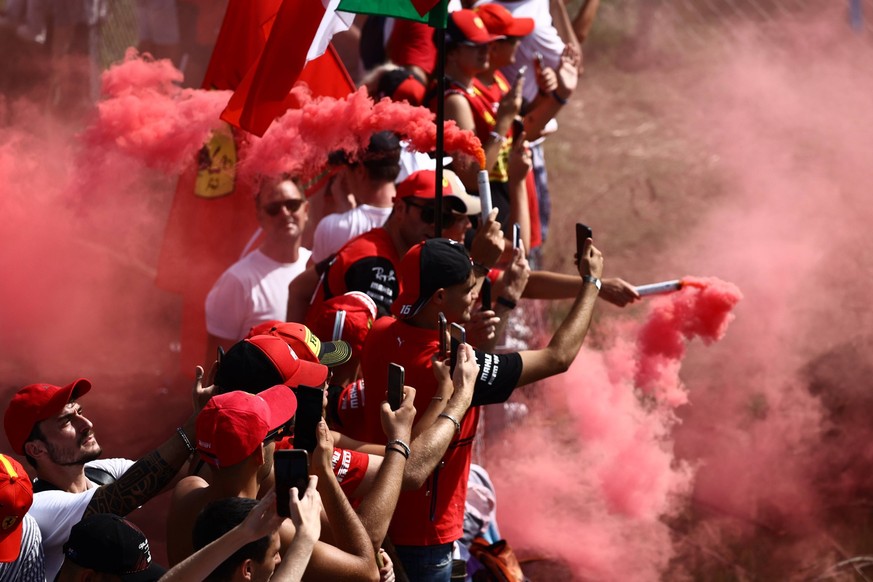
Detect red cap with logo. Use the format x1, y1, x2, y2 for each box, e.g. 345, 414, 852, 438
4, 379, 92, 455
0, 454, 32, 562
475, 3, 535, 37
396, 169, 481, 215
196, 386, 298, 468
259, 323, 352, 368
305, 292, 378, 359
447, 9, 504, 45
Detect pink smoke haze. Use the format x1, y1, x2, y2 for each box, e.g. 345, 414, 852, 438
241, 87, 484, 183
82, 50, 230, 174
489, 7, 873, 580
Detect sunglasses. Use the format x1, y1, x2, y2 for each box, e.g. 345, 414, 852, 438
404, 199, 464, 226
263, 198, 305, 216
263, 418, 295, 444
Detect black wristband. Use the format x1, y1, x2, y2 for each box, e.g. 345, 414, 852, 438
551, 90, 569, 105
496, 296, 517, 310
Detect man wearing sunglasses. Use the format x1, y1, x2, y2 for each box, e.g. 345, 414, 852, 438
288, 169, 504, 323
205, 174, 312, 362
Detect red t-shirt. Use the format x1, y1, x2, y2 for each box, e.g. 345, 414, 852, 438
387, 20, 437, 75
356, 316, 523, 546
310, 228, 401, 318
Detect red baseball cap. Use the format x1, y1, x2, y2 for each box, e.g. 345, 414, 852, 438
260, 323, 352, 368
4, 379, 92, 455
393, 238, 473, 319
196, 386, 297, 468
475, 4, 535, 37
446, 9, 504, 45
396, 169, 482, 216
215, 335, 330, 393
305, 292, 378, 360
0, 454, 32, 562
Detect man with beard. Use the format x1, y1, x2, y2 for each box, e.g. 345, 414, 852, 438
3, 376, 211, 580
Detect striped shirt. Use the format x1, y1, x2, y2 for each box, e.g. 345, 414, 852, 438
0, 514, 45, 582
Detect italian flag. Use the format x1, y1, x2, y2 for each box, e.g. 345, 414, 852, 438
336, 0, 446, 25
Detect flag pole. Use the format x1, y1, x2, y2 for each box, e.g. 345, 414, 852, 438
434, 0, 447, 238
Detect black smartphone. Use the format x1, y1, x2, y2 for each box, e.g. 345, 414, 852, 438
217, 345, 225, 364
274, 449, 309, 515
534, 51, 545, 71
292, 386, 323, 453
576, 222, 593, 259
510, 117, 524, 141
480, 277, 492, 312
512, 223, 521, 249
387, 363, 405, 411
438, 313, 448, 359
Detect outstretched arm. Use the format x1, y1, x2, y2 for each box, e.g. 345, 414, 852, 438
86, 368, 213, 517
516, 240, 604, 387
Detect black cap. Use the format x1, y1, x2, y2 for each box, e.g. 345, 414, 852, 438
63, 514, 166, 582
392, 238, 473, 319
214, 340, 284, 395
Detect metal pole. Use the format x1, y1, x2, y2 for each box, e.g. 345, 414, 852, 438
434, 1, 447, 238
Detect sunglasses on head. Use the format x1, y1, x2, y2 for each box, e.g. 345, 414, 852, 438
404, 199, 464, 226
263, 198, 305, 216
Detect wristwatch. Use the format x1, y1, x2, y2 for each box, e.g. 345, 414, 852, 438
582, 275, 602, 291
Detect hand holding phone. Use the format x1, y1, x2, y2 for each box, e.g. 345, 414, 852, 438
480, 278, 492, 312
438, 313, 448, 359
387, 363, 405, 411
274, 449, 310, 516
292, 387, 324, 453
575, 222, 593, 261
512, 223, 521, 249
450, 322, 466, 345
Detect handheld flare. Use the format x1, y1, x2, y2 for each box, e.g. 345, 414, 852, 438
635, 280, 683, 297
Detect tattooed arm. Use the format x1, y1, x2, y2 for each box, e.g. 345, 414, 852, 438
84, 366, 214, 517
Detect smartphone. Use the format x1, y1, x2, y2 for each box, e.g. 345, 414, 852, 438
576, 222, 593, 259
450, 322, 466, 345
217, 345, 225, 364
534, 51, 545, 71
517, 65, 528, 79
292, 386, 323, 453
387, 363, 405, 411
274, 449, 309, 515
478, 175, 493, 224
480, 277, 492, 312
332, 310, 346, 341
438, 313, 448, 359
510, 117, 524, 141
512, 223, 521, 249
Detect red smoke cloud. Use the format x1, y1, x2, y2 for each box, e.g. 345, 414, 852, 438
488, 279, 740, 579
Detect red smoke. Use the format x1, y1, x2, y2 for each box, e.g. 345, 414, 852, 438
488, 276, 740, 579
241, 86, 485, 184
635, 277, 742, 405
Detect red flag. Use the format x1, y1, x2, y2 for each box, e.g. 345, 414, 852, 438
220, 0, 355, 136
156, 0, 354, 376
201, 0, 282, 91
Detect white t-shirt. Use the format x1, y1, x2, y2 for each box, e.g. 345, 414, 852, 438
205, 247, 312, 341
311, 205, 393, 264
30, 458, 135, 582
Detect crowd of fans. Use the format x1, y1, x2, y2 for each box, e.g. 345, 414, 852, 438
0, 0, 640, 581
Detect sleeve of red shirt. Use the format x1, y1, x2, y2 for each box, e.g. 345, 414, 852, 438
331, 447, 370, 498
